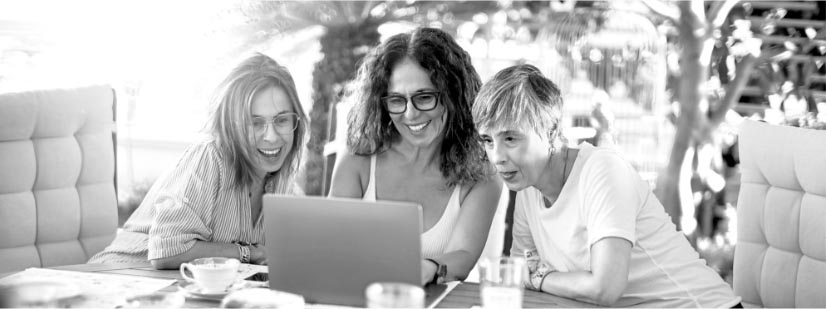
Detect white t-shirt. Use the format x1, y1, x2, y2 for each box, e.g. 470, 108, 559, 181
511, 143, 740, 308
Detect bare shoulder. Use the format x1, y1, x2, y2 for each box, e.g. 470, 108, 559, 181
334, 150, 371, 174
330, 150, 372, 197
461, 173, 503, 207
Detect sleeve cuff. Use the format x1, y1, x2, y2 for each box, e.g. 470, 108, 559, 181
147, 234, 205, 260
588, 228, 635, 247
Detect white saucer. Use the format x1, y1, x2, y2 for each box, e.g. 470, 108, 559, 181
178, 281, 247, 300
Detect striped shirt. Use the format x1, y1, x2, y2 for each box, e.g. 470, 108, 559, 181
88, 140, 291, 264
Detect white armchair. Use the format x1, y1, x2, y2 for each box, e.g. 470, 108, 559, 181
734, 120, 826, 307
0, 85, 118, 273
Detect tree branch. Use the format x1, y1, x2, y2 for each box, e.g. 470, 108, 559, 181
708, 44, 788, 126
708, 53, 756, 126
360, 1, 376, 20
708, 0, 740, 29
691, 0, 706, 25
639, 0, 679, 23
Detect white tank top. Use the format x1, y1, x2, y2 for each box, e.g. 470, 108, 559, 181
362, 155, 461, 259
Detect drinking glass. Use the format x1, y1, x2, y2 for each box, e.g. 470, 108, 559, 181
365, 282, 425, 308
478, 256, 525, 309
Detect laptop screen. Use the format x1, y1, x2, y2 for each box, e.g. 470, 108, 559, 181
263, 194, 423, 307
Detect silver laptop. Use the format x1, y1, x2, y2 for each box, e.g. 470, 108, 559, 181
263, 194, 425, 307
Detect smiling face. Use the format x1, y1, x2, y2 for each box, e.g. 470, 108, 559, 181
479, 124, 551, 191
386, 57, 447, 148
250, 86, 295, 175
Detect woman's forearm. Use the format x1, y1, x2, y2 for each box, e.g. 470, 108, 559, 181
433, 249, 477, 282
150, 240, 264, 269
537, 270, 624, 307
535, 237, 631, 306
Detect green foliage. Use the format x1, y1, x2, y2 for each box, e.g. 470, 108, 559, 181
784, 112, 826, 130
303, 23, 382, 196
117, 179, 154, 227
696, 236, 735, 285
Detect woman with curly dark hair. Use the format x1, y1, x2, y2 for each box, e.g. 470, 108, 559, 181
329, 27, 502, 285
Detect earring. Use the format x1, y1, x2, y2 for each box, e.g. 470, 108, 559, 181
386, 119, 396, 134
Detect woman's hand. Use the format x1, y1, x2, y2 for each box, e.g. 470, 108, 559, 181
523, 250, 540, 290
251, 244, 268, 265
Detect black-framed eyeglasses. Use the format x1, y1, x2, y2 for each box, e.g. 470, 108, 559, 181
381, 91, 440, 114
252, 113, 300, 135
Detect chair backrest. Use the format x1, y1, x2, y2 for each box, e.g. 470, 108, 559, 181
0, 85, 117, 273
734, 120, 826, 308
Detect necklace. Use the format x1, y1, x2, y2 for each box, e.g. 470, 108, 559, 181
544, 147, 569, 209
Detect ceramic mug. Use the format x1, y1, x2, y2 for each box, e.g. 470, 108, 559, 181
179, 257, 240, 293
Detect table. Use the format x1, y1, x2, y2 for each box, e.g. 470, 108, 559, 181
438, 283, 598, 308
5, 263, 598, 308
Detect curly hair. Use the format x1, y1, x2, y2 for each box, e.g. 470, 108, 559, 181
344, 27, 490, 187
205, 53, 308, 193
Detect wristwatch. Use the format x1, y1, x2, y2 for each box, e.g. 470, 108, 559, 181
426, 258, 447, 285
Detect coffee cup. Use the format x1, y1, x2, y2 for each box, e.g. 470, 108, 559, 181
179, 257, 240, 293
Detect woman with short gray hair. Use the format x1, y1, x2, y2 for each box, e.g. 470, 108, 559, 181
472, 64, 741, 307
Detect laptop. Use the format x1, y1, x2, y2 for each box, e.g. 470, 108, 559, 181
263, 194, 447, 307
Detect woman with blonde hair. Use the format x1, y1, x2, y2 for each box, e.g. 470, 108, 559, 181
89, 53, 307, 269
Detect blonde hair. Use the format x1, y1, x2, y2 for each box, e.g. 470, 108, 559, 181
472, 64, 565, 146
205, 53, 307, 193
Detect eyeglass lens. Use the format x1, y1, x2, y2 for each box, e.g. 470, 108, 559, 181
384, 92, 438, 114
252, 113, 298, 134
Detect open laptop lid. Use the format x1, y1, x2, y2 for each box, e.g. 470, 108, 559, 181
263, 194, 423, 307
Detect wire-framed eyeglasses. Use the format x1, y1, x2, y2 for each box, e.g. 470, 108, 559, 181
252, 113, 300, 135
381, 91, 440, 114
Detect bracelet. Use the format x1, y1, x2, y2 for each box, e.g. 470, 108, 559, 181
234, 241, 251, 263
529, 268, 545, 290
538, 270, 553, 292
425, 258, 445, 285
240, 244, 251, 263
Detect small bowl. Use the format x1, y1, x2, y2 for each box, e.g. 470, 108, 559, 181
122, 291, 185, 308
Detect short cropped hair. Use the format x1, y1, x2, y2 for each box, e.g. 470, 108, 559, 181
345, 27, 490, 187
472, 64, 564, 144
205, 53, 307, 193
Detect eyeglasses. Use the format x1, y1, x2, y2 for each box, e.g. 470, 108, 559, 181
252, 113, 299, 135
381, 91, 440, 114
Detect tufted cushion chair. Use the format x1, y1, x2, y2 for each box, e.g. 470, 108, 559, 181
0, 85, 118, 273
734, 120, 826, 308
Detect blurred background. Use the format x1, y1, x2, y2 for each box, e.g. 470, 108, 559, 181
2, 0, 825, 284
